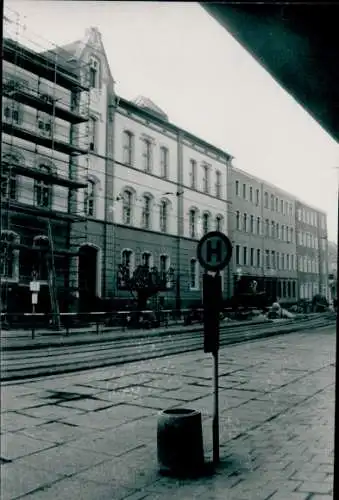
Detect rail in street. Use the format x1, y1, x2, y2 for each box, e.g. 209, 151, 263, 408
1, 315, 335, 382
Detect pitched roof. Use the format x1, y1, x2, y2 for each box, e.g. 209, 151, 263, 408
132, 95, 169, 121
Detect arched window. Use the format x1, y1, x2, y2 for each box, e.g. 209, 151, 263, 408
141, 251, 152, 268
189, 208, 197, 238
143, 138, 153, 173
123, 131, 134, 166
35, 164, 53, 208
264, 192, 268, 208
84, 179, 96, 217
215, 215, 223, 232
1, 231, 20, 281
202, 212, 210, 235
159, 199, 168, 233
250, 215, 254, 233
190, 258, 199, 289
256, 217, 261, 235
271, 221, 275, 238
160, 146, 169, 179
121, 249, 134, 278
142, 194, 152, 229
122, 189, 133, 225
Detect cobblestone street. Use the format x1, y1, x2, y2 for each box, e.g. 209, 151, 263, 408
1, 326, 335, 500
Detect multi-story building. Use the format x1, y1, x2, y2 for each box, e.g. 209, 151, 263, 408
1, 21, 115, 316
112, 95, 232, 309
295, 201, 329, 301
228, 167, 298, 303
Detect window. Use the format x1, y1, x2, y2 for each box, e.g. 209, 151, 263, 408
242, 183, 246, 199
243, 247, 247, 266
160, 146, 169, 179
142, 252, 152, 268
4, 102, 20, 124
280, 199, 284, 213
190, 159, 197, 188
202, 164, 210, 193
291, 255, 295, 271
265, 219, 269, 237
215, 171, 222, 198
1, 231, 19, 281
249, 186, 253, 202
142, 195, 152, 229
265, 250, 270, 269
35, 164, 52, 208
159, 200, 168, 233
256, 249, 261, 268
122, 249, 133, 278
235, 180, 239, 196
276, 222, 279, 239
285, 201, 288, 215
286, 254, 290, 270
235, 245, 240, 265
250, 215, 254, 233
89, 117, 97, 152
1, 154, 19, 201
123, 131, 134, 166
250, 248, 254, 266
122, 190, 133, 225
281, 225, 285, 241
84, 179, 95, 217
289, 203, 293, 216
189, 209, 197, 238
243, 213, 247, 232
256, 189, 260, 205
89, 57, 100, 88
256, 217, 261, 235
264, 192, 268, 208
160, 254, 170, 286
275, 197, 278, 211
236, 211, 240, 231
202, 213, 210, 235
271, 221, 275, 238
276, 252, 280, 270
271, 194, 275, 210
271, 251, 276, 269
290, 228, 294, 243
37, 114, 52, 137
215, 215, 223, 232
143, 138, 153, 173
281, 253, 285, 270
190, 258, 198, 289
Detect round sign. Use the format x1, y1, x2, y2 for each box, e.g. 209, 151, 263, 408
197, 231, 233, 271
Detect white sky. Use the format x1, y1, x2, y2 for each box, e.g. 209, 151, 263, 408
6, 1, 339, 241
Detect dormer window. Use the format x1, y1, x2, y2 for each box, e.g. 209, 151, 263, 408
89, 57, 100, 88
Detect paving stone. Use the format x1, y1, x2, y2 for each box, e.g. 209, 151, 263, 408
128, 396, 183, 410
16, 404, 86, 420
1, 411, 47, 433
0, 461, 64, 500
20, 420, 87, 444
297, 480, 332, 494
57, 397, 116, 411
19, 477, 134, 500
15, 443, 110, 477
1, 432, 57, 460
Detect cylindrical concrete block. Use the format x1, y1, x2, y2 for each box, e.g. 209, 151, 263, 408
157, 408, 204, 475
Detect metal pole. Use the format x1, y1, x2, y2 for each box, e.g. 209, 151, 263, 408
213, 348, 219, 465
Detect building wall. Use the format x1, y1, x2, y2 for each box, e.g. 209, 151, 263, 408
228, 167, 298, 301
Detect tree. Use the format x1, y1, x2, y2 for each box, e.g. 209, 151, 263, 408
117, 264, 175, 312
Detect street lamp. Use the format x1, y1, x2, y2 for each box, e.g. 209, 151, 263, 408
164, 190, 184, 315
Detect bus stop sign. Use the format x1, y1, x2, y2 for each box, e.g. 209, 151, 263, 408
197, 231, 232, 271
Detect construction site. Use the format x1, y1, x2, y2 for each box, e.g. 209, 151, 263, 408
1, 9, 97, 327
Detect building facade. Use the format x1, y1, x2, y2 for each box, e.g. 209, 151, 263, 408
295, 201, 329, 301
228, 167, 298, 303
112, 96, 232, 309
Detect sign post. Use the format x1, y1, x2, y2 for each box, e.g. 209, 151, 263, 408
30, 281, 40, 339
197, 231, 232, 466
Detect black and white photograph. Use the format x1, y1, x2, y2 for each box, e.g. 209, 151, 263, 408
1, 2, 338, 499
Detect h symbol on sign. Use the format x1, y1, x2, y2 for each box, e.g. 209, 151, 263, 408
206, 240, 222, 262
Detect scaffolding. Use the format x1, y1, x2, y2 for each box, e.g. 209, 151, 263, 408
1, 9, 91, 327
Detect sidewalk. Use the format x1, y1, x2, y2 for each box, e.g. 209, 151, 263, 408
1, 324, 335, 500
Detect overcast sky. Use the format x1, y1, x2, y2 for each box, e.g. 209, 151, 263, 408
6, 1, 338, 241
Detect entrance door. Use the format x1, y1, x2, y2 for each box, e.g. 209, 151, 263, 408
78, 245, 98, 310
